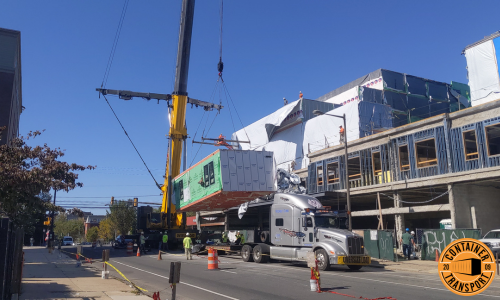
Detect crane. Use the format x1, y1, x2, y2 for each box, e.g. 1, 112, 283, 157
97, 0, 220, 231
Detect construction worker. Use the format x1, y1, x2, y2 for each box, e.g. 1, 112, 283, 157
235, 231, 245, 245
283, 97, 288, 106
183, 232, 192, 260
299, 91, 303, 100
140, 232, 146, 254
339, 125, 345, 144
222, 231, 228, 243
162, 231, 169, 251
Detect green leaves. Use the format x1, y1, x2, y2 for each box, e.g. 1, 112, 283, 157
107, 201, 136, 236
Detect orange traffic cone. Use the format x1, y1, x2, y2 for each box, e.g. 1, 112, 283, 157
137, 247, 141, 257
435, 249, 440, 262
158, 250, 162, 260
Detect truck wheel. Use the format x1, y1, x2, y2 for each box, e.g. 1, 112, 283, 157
315, 249, 330, 271
260, 231, 269, 243
241, 245, 254, 262
347, 265, 362, 271
253, 245, 269, 263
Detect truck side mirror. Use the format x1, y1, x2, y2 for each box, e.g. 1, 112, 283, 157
302, 215, 307, 231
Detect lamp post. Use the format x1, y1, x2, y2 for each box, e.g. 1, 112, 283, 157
312, 110, 352, 231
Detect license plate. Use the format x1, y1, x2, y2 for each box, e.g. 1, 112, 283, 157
337, 256, 371, 265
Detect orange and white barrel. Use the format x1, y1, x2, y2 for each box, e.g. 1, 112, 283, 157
127, 242, 133, 256
208, 248, 218, 270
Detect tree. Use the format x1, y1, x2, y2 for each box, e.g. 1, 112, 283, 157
54, 213, 84, 240
0, 130, 94, 230
98, 218, 115, 241
107, 201, 136, 235
86, 226, 99, 243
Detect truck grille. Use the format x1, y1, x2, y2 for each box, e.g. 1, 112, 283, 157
347, 236, 364, 255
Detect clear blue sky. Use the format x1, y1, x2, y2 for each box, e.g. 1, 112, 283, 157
1, 1, 499, 215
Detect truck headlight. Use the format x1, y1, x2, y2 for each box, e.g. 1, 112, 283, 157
491, 242, 500, 247
337, 251, 346, 256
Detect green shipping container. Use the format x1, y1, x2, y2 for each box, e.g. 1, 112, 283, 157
174, 150, 275, 212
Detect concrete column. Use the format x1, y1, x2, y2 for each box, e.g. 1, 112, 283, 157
448, 184, 456, 229
393, 191, 405, 251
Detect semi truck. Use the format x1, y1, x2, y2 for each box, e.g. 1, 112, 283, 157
208, 193, 370, 271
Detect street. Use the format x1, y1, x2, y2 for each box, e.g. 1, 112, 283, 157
66, 246, 500, 300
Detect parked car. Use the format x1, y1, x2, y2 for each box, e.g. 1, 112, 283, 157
480, 229, 500, 256
62, 236, 74, 246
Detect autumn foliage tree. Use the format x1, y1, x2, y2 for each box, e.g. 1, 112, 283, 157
98, 218, 115, 241
0, 130, 94, 231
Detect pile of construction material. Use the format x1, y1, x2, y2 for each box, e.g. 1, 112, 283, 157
276, 168, 306, 194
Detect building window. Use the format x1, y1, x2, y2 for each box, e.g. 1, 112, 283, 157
485, 123, 500, 156
347, 157, 361, 180
372, 152, 382, 176
463, 130, 478, 160
275, 218, 284, 226
399, 145, 410, 170
179, 180, 184, 201
415, 138, 438, 168
317, 165, 323, 186
326, 162, 339, 184
203, 161, 215, 187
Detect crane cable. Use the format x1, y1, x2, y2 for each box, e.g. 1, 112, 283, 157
102, 94, 162, 190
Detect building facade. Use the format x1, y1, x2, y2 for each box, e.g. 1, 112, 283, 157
0, 28, 22, 146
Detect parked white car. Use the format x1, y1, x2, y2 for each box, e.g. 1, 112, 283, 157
62, 236, 74, 246
480, 229, 500, 256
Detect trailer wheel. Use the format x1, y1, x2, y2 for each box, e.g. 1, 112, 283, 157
347, 265, 362, 271
253, 245, 269, 263
315, 249, 330, 271
241, 245, 254, 262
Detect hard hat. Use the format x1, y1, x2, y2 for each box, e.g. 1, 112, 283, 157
411, 231, 415, 234
186, 232, 189, 236
141, 232, 144, 235
406, 228, 409, 231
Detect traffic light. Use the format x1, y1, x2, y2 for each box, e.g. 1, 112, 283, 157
43, 217, 52, 226
133, 198, 138, 207
110, 196, 115, 206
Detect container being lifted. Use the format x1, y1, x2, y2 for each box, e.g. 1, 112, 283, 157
174, 150, 275, 212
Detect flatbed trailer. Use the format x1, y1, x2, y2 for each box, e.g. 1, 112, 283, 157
206, 244, 242, 254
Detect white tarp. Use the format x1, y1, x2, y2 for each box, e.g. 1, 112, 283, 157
303, 101, 360, 153
465, 39, 500, 106
259, 123, 304, 170
231, 100, 301, 149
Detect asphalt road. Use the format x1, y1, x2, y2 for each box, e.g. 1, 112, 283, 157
64, 246, 500, 300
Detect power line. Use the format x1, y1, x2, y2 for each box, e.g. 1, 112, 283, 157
101, 0, 130, 88
56, 195, 159, 199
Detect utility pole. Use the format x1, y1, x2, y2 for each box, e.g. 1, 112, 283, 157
49, 190, 57, 250
343, 114, 352, 231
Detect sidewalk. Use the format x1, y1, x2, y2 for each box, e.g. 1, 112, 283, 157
367, 257, 438, 273
20, 247, 151, 300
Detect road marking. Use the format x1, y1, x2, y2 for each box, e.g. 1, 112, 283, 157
220, 269, 237, 274
111, 260, 239, 300
245, 262, 500, 298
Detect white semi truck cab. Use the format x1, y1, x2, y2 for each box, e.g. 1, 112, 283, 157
230, 193, 370, 270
